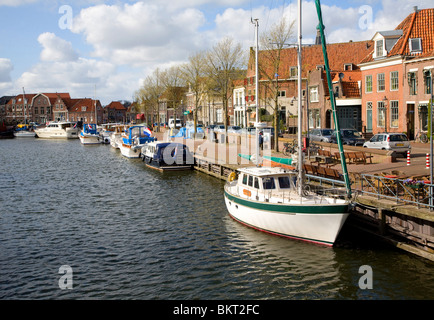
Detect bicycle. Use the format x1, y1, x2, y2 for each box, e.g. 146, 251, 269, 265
415, 131, 428, 143
282, 140, 297, 156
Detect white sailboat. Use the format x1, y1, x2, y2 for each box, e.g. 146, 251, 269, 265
14, 88, 36, 138
224, 0, 351, 246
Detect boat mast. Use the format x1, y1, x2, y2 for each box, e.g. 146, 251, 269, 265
22, 87, 27, 125
297, 0, 303, 196
252, 18, 260, 166
94, 84, 97, 125
314, 0, 352, 197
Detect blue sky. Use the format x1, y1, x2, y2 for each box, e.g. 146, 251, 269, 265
0, 0, 431, 105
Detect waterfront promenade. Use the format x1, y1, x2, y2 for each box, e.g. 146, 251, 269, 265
154, 130, 433, 179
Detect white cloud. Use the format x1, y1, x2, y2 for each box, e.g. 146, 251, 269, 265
38, 32, 79, 62
71, 2, 206, 66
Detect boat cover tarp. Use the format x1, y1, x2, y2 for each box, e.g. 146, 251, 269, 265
172, 127, 205, 139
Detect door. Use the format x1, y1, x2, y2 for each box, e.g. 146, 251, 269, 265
407, 104, 415, 140
366, 103, 373, 133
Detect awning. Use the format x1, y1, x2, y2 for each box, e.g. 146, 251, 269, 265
136, 114, 145, 120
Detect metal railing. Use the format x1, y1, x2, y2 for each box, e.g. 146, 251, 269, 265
306, 173, 433, 211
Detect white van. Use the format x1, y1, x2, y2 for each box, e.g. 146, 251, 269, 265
169, 119, 182, 129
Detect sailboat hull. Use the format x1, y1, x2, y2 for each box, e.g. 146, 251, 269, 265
224, 189, 349, 246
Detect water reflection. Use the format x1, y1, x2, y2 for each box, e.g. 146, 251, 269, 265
0, 139, 433, 300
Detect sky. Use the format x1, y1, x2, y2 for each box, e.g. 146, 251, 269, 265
0, 0, 432, 105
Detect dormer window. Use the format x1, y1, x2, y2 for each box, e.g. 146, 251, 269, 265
375, 39, 385, 58
290, 67, 297, 78
409, 38, 422, 53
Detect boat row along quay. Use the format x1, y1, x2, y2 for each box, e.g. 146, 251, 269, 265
153, 130, 434, 261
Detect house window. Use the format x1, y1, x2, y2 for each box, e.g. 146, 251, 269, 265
278, 90, 286, 97
377, 73, 385, 92
409, 38, 422, 53
408, 72, 417, 95
309, 86, 319, 102
82, 106, 87, 112
390, 100, 399, 128
376, 39, 384, 57
290, 67, 297, 78
390, 71, 399, 91
377, 101, 385, 127
365, 75, 373, 93
424, 70, 432, 94
344, 64, 352, 71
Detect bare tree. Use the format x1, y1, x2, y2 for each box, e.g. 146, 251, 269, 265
160, 66, 187, 125
135, 69, 165, 131
180, 51, 208, 134
206, 37, 246, 139
259, 18, 295, 151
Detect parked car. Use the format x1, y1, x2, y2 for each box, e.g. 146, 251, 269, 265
330, 129, 365, 146
206, 124, 217, 133
213, 125, 226, 133
308, 128, 333, 143
363, 133, 411, 155
227, 126, 242, 134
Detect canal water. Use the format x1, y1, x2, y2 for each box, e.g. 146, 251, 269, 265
0, 138, 433, 300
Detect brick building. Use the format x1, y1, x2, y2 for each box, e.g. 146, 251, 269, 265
359, 7, 434, 139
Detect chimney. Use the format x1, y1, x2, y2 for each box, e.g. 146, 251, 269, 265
413, 6, 418, 12
315, 28, 322, 45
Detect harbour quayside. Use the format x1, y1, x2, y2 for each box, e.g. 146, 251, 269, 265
141, 141, 195, 171
224, 0, 352, 246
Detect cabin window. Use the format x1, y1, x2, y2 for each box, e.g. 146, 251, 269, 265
248, 175, 253, 187
262, 177, 276, 190
278, 176, 291, 189
242, 174, 248, 185
254, 177, 259, 189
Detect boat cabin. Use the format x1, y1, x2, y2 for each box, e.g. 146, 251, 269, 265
122, 125, 154, 145
82, 123, 98, 135
236, 167, 298, 197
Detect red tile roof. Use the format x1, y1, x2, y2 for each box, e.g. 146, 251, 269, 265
250, 40, 373, 80
106, 101, 127, 110
360, 8, 434, 63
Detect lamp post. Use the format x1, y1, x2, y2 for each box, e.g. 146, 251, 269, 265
430, 71, 433, 210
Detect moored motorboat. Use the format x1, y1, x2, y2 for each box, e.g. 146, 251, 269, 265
99, 123, 120, 144
224, 1, 352, 246
224, 167, 349, 246
141, 141, 194, 171
110, 124, 130, 149
34, 121, 79, 139
119, 125, 155, 158
14, 124, 36, 138
79, 123, 100, 145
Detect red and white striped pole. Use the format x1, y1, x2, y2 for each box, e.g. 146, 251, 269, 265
426, 153, 430, 169
407, 151, 411, 166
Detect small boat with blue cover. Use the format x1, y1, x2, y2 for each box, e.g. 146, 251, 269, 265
79, 123, 100, 144
141, 141, 194, 171
119, 125, 155, 158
